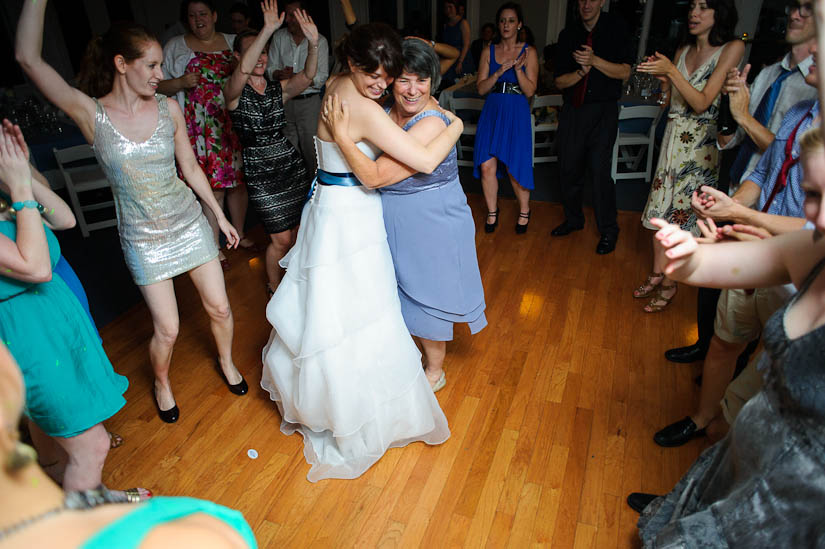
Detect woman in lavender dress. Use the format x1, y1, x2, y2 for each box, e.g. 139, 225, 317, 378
324, 38, 486, 392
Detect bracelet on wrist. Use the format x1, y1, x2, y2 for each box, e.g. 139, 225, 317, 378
10, 200, 45, 218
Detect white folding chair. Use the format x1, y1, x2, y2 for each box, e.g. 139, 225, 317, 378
450, 97, 485, 168
53, 145, 117, 237
611, 105, 663, 183
531, 94, 563, 165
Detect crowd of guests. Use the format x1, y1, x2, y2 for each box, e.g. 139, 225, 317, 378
1, 0, 824, 546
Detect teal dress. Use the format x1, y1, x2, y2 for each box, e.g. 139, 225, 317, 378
0, 220, 128, 437
81, 497, 257, 548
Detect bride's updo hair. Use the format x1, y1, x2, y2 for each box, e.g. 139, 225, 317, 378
77, 22, 160, 98
335, 23, 404, 78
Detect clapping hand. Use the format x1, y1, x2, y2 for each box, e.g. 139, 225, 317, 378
261, 0, 284, 31
724, 64, 751, 121
572, 44, 594, 68
2, 119, 30, 162
321, 93, 350, 141
691, 186, 740, 221
0, 122, 32, 195
513, 51, 528, 71
637, 52, 675, 78
295, 9, 318, 45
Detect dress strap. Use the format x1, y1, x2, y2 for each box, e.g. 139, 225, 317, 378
797, 254, 825, 298
402, 109, 452, 131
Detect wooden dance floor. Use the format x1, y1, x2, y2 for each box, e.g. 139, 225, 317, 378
101, 195, 707, 548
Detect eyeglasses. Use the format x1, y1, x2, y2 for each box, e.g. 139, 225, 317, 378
786, 2, 813, 17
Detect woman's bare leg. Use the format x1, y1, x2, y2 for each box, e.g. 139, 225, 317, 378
138, 279, 180, 411
188, 258, 241, 384
417, 337, 447, 387
265, 227, 298, 292
508, 170, 531, 226
480, 157, 499, 225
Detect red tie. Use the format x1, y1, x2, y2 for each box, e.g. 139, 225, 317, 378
572, 31, 594, 108
760, 109, 810, 213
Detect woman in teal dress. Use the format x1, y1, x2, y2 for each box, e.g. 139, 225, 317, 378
0, 121, 141, 499
0, 342, 257, 548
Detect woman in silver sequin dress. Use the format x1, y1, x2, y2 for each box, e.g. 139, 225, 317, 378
17, 0, 248, 424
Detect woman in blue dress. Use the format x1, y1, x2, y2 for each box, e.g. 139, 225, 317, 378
474, 2, 538, 234
440, 0, 475, 88
323, 38, 487, 391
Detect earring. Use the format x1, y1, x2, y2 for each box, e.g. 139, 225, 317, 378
5, 441, 37, 473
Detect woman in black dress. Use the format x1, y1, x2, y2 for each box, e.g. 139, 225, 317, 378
224, 0, 319, 295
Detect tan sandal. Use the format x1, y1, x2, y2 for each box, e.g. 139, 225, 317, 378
644, 282, 678, 313
633, 272, 664, 298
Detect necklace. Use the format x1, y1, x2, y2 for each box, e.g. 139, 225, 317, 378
0, 503, 66, 541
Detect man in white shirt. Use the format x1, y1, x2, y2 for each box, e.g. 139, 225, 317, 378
267, 1, 329, 176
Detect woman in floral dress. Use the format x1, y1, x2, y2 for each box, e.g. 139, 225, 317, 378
160, 0, 251, 267
634, 0, 742, 312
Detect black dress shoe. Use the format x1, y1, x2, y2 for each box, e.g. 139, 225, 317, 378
153, 391, 179, 423
485, 210, 499, 233
595, 234, 617, 255
550, 221, 583, 237
627, 492, 659, 513
515, 211, 530, 234
654, 417, 706, 447
664, 343, 706, 363
217, 359, 248, 396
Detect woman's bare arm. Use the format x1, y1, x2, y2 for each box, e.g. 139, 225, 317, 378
15, 0, 96, 143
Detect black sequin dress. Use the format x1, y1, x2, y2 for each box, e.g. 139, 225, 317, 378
230, 77, 309, 233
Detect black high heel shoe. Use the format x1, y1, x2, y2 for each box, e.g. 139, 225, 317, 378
515, 211, 531, 234
484, 209, 499, 233
217, 357, 248, 396
153, 388, 179, 423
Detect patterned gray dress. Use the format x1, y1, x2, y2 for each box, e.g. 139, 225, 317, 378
93, 95, 217, 285
229, 77, 309, 234
638, 257, 825, 547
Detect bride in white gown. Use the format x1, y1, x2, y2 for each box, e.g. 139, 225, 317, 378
261, 23, 464, 482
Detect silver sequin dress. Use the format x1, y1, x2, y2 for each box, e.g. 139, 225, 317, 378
92, 95, 217, 285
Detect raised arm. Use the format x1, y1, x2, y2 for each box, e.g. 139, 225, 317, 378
339, 0, 358, 28
282, 9, 320, 102
513, 46, 539, 98
326, 94, 462, 174
225, 0, 284, 109
0, 126, 51, 283
324, 100, 445, 188
15, 0, 96, 143
639, 41, 744, 115
168, 99, 239, 248
435, 42, 460, 75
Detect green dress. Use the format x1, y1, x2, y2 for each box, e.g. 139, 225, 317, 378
0, 220, 128, 437
80, 496, 258, 548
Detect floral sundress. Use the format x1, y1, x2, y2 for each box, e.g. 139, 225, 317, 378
642, 45, 727, 234
183, 50, 244, 189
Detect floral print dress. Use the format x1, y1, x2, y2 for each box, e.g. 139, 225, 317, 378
642, 45, 726, 234
183, 50, 244, 189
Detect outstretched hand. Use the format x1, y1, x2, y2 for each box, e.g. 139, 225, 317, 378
321, 93, 350, 140
0, 122, 32, 193
261, 0, 284, 31
295, 9, 318, 45
637, 52, 674, 78
649, 218, 701, 275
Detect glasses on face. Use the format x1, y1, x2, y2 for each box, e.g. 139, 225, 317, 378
786, 2, 813, 17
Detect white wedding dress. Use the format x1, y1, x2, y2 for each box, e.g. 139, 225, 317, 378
260, 137, 451, 482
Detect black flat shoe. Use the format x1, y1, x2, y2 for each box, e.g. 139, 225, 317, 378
664, 343, 706, 363
654, 417, 706, 447
550, 220, 583, 237
596, 233, 617, 255
217, 358, 248, 396
515, 211, 530, 234
484, 209, 499, 233
153, 390, 179, 424
627, 492, 659, 513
